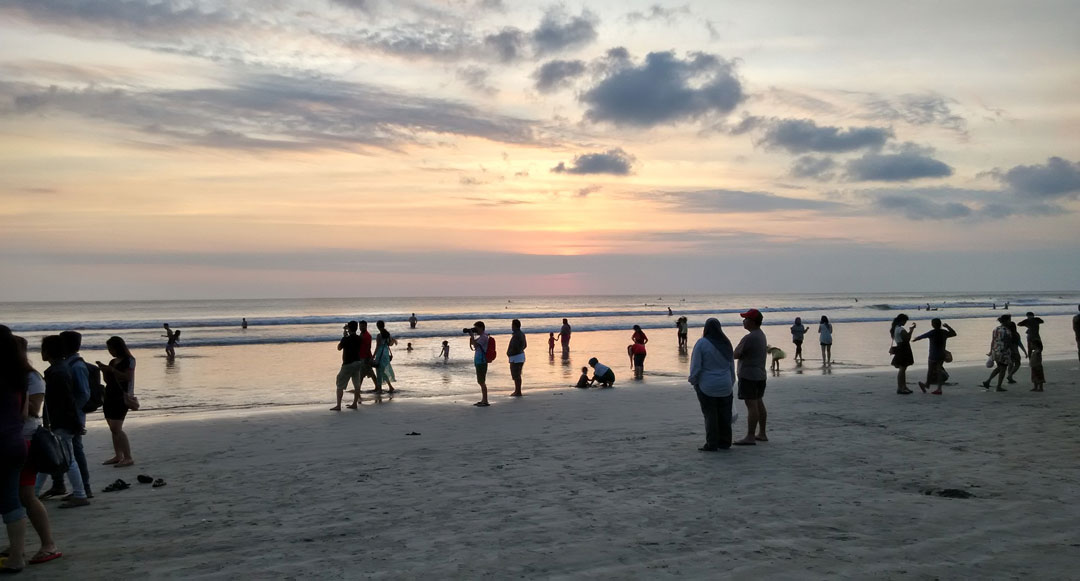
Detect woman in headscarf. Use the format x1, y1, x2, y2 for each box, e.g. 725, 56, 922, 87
688, 318, 735, 451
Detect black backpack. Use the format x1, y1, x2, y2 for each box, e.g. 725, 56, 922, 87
77, 357, 104, 413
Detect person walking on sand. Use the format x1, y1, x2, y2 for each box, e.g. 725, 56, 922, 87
818, 316, 833, 366
733, 309, 768, 445
688, 318, 735, 451
913, 318, 956, 395
890, 315, 916, 395
12, 336, 61, 566
790, 317, 810, 363
982, 315, 1012, 392
37, 335, 89, 508
373, 321, 397, 394
0, 326, 32, 572
558, 319, 572, 353
676, 316, 689, 349
468, 322, 491, 406
507, 319, 527, 397
1074, 305, 1080, 363
346, 321, 378, 408
331, 321, 363, 411
98, 336, 136, 467
1004, 320, 1027, 384
408, 313, 418, 329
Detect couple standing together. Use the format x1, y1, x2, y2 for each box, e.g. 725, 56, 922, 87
687, 309, 769, 451
332, 320, 396, 410
466, 320, 527, 407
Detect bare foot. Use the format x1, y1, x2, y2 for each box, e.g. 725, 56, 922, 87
733, 438, 756, 446
101, 458, 119, 465
755, 434, 768, 442
330, 406, 341, 411
115, 459, 134, 467
346, 403, 358, 409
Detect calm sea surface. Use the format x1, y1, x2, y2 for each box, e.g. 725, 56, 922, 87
3, 292, 1077, 418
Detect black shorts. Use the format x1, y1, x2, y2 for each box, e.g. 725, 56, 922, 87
475, 362, 488, 384
737, 378, 767, 400
793, 339, 803, 346
633, 353, 646, 367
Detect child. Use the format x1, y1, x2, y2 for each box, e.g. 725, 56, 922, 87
766, 345, 786, 372
439, 340, 449, 361
575, 366, 591, 388
406, 342, 413, 352
1030, 348, 1045, 392
547, 332, 556, 356
588, 357, 615, 388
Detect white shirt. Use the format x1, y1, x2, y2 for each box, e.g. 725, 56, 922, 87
593, 362, 611, 377
23, 371, 45, 439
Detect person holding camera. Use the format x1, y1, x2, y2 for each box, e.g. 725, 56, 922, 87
331, 321, 363, 411
466, 322, 490, 407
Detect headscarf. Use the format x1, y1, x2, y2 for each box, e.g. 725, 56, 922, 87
702, 318, 733, 362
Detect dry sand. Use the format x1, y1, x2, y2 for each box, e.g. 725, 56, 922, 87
16, 360, 1080, 579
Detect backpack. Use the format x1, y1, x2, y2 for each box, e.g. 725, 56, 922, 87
485, 336, 497, 363
77, 357, 104, 413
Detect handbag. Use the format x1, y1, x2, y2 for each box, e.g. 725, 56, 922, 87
944, 350, 953, 363
985, 356, 995, 368
29, 426, 70, 474
123, 392, 141, 411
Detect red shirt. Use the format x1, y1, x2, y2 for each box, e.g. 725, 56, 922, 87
359, 331, 373, 359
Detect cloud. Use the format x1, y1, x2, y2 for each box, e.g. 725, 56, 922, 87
551, 149, 635, 175
759, 119, 892, 154
2, 74, 538, 151
994, 157, 1080, 199
845, 151, 953, 182
859, 186, 1063, 221
483, 27, 525, 62
457, 66, 496, 94
531, 9, 598, 55
653, 189, 846, 214
532, 59, 586, 93
626, 5, 691, 24
577, 185, 601, 197
875, 194, 972, 220
790, 156, 837, 181
580, 51, 744, 128
863, 93, 967, 134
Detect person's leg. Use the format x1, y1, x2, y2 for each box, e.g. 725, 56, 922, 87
897, 366, 909, 393
694, 388, 718, 450
476, 363, 489, 405
510, 363, 523, 396
106, 418, 124, 461
1, 472, 26, 570
994, 363, 1008, 390
756, 398, 768, 441
719, 395, 733, 449
1007, 356, 1020, 383
71, 433, 90, 497
820, 344, 826, 364
55, 431, 86, 505
740, 399, 759, 443
18, 484, 54, 556
332, 364, 349, 410
826, 344, 832, 364
106, 418, 133, 464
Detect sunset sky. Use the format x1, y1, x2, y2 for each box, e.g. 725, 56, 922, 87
1, 0, 1078, 300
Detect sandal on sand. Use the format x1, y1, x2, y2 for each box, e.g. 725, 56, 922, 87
114, 460, 134, 468
473, 402, 490, 407
137, 474, 153, 484
103, 479, 130, 492
152, 478, 167, 488
29, 550, 62, 565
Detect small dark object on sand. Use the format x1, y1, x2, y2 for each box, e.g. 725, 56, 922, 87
406, 431, 421, 436
924, 488, 974, 499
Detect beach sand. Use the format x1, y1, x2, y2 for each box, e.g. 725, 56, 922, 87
22, 360, 1080, 579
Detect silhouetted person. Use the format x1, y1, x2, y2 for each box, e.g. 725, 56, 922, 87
890, 315, 915, 395
733, 309, 768, 445
332, 321, 363, 411
507, 319, 527, 397
1017, 311, 1045, 352
408, 313, 418, 329
790, 317, 810, 363
913, 318, 956, 395
558, 319, 572, 353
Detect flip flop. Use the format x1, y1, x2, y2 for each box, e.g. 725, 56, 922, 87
29, 551, 62, 565
152, 478, 167, 488
137, 475, 153, 484
103, 479, 130, 492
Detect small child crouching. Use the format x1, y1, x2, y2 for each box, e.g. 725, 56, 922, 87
766, 345, 786, 372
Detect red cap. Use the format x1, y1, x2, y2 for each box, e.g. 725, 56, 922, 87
740, 308, 762, 320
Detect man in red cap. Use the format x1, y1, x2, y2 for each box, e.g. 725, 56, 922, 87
733, 308, 768, 445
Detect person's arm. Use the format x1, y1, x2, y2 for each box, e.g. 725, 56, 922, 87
641, 334, 648, 345
944, 325, 956, 338
733, 336, 747, 359
72, 361, 90, 408
28, 393, 44, 419
1017, 335, 1027, 357
687, 342, 702, 386
337, 337, 346, 351
912, 331, 930, 342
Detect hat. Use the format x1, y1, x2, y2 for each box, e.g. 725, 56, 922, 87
740, 308, 762, 320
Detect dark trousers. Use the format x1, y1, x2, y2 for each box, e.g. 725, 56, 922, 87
72, 432, 91, 495
695, 389, 733, 449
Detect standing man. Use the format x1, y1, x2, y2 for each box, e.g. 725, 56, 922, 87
913, 318, 957, 395
408, 313, 418, 329
507, 319, 527, 397
733, 309, 768, 446
1017, 311, 1045, 352
468, 321, 490, 407
558, 318, 572, 354
58, 331, 92, 500
331, 321, 363, 411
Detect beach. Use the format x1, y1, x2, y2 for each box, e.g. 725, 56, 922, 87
22, 359, 1080, 579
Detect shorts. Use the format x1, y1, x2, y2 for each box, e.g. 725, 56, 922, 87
19, 440, 35, 487
737, 378, 767, 400
599, 369, 615, 384
475, 362, 488, 384
793, 339, 803, 346
509, 362, 524, 381
633, 353, 646, 367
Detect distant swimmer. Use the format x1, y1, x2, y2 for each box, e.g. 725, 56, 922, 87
406, 342, 413, 352
668, 307, 673, 316
408, 313, 418, 329
162, 324, 180, 359
439, 340, 450, 361
242, 317, 248, 329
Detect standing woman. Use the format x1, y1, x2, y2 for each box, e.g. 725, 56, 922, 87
13, 337, 59, 564
98, 336, 136, 467
631, 325, 649, 346
373, 321, 397, 394
687, 318, 735, 451
790, 318, 810, 363
0, 327, 30, 572
818, 316, 833, 366
890, 315, 915, 394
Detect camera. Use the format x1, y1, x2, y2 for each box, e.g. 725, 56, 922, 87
462, 327, 476, 334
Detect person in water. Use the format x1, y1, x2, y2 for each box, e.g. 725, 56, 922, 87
162, 324, 179, 358
439, 341, 449, 361
790, 318, 810, 363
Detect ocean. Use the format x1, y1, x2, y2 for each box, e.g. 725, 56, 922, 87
3, 292, 1078, 418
